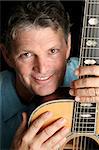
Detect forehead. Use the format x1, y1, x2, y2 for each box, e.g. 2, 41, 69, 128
12, 27, 65, 46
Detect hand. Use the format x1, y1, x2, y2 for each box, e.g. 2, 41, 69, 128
69, 65, 99, 102
11, 112, 69, 150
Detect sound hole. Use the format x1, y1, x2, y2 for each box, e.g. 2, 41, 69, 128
64, 136, 99, 150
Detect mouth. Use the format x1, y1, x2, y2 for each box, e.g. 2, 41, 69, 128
31, 74, 54, 84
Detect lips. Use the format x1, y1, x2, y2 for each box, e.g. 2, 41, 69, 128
31, 74, 54, 84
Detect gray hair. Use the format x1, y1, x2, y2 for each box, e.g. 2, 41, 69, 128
4, 1, 70, 53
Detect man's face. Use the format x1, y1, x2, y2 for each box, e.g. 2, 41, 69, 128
9, 27, 70, 96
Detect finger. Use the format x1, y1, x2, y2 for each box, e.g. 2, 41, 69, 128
71, 77, 99, 89
42, 127, 68, 149
53, 137, 67, 150
75, 65, 99, 76
75, 96, 99, 103
35, 117, 66, 145
69, 88, 99, 97
23, 111, 52, 144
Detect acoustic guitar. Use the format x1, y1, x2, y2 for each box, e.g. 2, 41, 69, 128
28, 0, 99, 149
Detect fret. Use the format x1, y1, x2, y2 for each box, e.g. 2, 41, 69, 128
80, 57, 99, 59
83, 37, 99, 40
87, 14, 99, 17
84, 26, 99, 29
88, 1, 99, 5
88, 0, 99, 3
74, 122, 95, 125
81, 47, 99, 50
74, 118, 96, 122
74, 127, 95, 129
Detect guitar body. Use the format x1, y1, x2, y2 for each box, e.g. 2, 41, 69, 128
28, 99, 99, 149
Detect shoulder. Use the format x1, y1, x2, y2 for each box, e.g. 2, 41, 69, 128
67, 57, 79, 68
63, 57, 79, 87
0, 70, 14, 87
0, 70, 14, 100
0, 70, 14, 79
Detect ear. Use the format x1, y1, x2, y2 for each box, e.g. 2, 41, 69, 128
1, 43, 14, 68
65, 33, 71, 59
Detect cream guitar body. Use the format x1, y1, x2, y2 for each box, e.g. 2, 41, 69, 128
28, 99, 99, 149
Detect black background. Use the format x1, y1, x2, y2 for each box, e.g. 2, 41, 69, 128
0, 0, 85, 71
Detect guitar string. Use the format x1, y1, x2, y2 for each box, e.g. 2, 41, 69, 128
88, 0, 94, 149
90, 0, 97, 149
72, 102, 76, 150
90, 0, 98, 149
83, 0, 92, 149
78, 0, 87, 148
93, 1, 99, 149
73, 102, 78, 150
79, 0, 89, 149
75, 103, 79, 150
84, 0, 94, 149
80, 0, 91, 148
85, 0, 98, 149
75, 0, 88, 149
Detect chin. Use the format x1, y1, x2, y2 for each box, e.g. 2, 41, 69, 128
34, 87, 57, 96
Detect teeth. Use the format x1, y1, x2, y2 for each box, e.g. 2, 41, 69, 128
36, 76, 49, 80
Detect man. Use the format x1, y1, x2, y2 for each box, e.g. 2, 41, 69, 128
0, 1, 99, 149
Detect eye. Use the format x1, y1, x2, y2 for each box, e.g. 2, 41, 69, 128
49, 48, 59, 54
20, 52, 32, 59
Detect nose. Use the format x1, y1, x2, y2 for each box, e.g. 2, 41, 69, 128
33, 56, 48, 74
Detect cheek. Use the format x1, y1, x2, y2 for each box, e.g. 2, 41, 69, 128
14, 61, 33, 76
53, 58, 66, 82
55, 57, 66, 71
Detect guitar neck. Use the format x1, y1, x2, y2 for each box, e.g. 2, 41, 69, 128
72, 0, 99, 134
79, 0, 99, 66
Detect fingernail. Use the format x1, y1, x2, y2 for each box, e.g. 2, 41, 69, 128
44, 111, 53, 118
75, 69, 79, 76
71, 81, 75, 88
69, 89, 74, 95
58, 118, 66, 124
62, 127, 69, 133
75, 96, 80, 101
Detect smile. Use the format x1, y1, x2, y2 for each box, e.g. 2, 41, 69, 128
32, 74, 54, 83
36, 76, 50, 80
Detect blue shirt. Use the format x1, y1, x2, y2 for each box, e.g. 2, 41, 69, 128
0, 57, 79, 149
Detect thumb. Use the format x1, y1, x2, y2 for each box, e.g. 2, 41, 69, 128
11, 112, 28, 149
16, 112, 28, 136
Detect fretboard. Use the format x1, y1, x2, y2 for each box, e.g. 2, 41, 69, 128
79, 0, 99, 66
72, 102, 97, 133
72, 0, 99, 134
